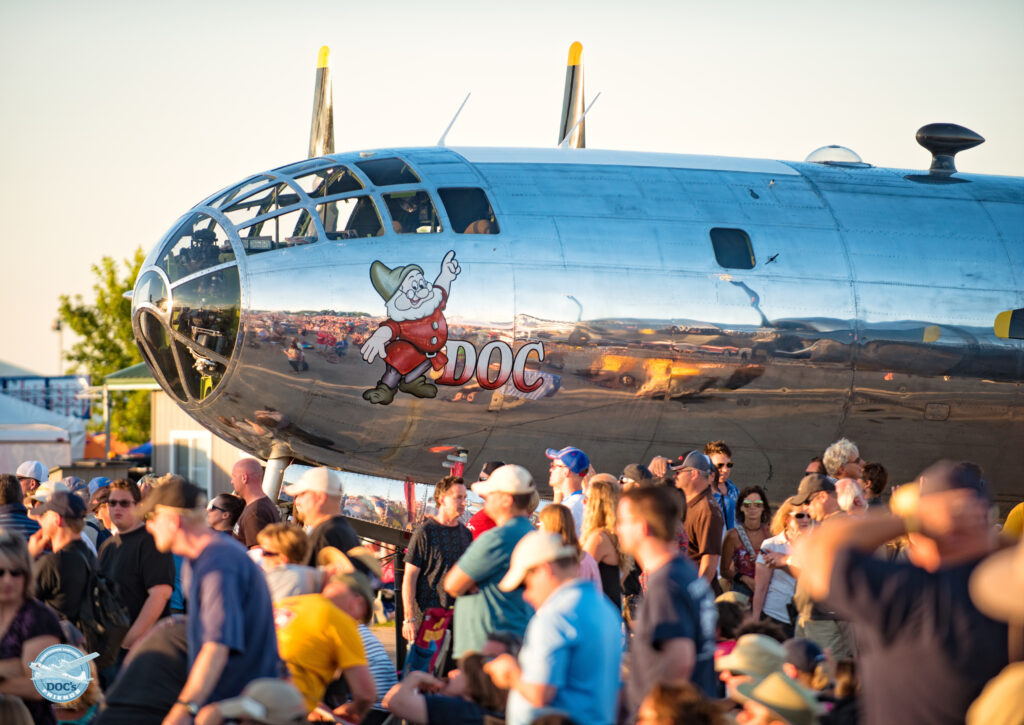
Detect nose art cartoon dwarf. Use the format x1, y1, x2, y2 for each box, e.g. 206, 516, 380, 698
360, 250, 461, 405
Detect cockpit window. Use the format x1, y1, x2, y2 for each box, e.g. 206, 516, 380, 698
710, 228, 756, 270
317, 197, 383, 239
137, 309, 185, 400
438, 188, 500, 234
294, 166, 363, 197
238, 208, 317, 254
356, 157, 421, 186
157, 214, 235, 283
135, 271, 169, 315
170, 266, 240, 400
383, 191, 442, 234
223, 183, 301, 227
210, 176, 272, 208
271, 158, 335, 177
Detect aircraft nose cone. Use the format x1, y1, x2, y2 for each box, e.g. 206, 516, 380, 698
133, 213, 241, 403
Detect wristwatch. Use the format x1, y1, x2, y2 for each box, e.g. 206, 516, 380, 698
175, 699, 200, 716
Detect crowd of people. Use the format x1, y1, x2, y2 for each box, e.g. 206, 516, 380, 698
0, 438, 1021, 725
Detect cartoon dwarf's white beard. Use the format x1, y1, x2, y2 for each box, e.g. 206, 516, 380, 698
386, 287, 442, 322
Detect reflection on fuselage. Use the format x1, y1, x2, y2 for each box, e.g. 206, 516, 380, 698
133, 146, 1024, 511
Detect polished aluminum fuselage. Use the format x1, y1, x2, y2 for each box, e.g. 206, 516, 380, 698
133, 147, 1024, 507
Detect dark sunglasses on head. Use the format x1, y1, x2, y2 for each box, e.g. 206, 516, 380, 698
0, 568, 26, 578
716, 462, 734, 469
108, 499, 135, 508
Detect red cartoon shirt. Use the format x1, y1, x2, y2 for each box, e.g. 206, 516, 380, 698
380, 287, 449, 375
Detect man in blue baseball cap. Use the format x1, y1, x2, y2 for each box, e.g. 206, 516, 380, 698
546, 446, 590, 536
88, 477, 112, 497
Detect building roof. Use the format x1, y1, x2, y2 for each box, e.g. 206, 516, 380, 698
103, 363, 160, 391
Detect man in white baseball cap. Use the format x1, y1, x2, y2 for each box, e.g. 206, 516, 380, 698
16, 460, 48, 495
443, 465, 537, 658
282, 467, 362, 570
485, 531, 623, 725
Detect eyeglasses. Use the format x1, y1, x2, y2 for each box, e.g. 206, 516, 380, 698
0, 568, 26, 578
108, 499, 135, 508
207, 504, 227, 513
716, 462, 734, 469
790, 512, 811, 520
742, 500, 764, 507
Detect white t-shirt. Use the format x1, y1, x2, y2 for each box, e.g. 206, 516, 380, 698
563, 490, 585, 537
756, 532, 796, 623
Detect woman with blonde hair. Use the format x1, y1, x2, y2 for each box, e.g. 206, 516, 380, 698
538, 504, 601, 585
753, 498, 813, 638
581, 478, 628, 609
257, 523, 322, 601
0, 529, 64, 725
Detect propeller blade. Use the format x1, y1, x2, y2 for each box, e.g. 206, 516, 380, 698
308, 46, 335, 158
557, 41, 585, 148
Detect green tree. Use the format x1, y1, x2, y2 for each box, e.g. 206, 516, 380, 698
58, 247, 150, 444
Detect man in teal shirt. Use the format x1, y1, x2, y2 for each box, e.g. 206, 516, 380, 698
444, 465, 537, 657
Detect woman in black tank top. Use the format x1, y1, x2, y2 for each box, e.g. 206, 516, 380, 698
582, 478, 629, 611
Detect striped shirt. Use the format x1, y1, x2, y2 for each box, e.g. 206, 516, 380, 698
0, 503, 40, 538
358, 624, 397, 705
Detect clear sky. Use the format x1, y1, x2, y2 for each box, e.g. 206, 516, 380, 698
2, 0, 1021, 378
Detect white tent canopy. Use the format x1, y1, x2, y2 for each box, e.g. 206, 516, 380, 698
0, 392, 86, 464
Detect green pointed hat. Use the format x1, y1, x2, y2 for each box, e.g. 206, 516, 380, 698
369, 260, 424, 301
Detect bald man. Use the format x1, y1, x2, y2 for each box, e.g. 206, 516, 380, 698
231, 458, 280, 548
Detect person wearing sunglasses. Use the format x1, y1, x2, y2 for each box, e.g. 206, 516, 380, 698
0, 528, 64, 725
207, 494, 245, 536
751, 498, 813, 638
704, 441, 740, 531
721, 487, 773, 598
98, 479, 175, 673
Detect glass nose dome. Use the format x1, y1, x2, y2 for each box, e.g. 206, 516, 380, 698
133, 214, 240, 403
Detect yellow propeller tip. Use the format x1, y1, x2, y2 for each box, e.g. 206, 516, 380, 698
317, 46, 330, 68
994, 310, 1012, 339
567, 41, 583, 66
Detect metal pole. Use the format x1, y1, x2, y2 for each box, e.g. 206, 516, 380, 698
103, 386, 111, 459
394, 553, 406, 669
263, 450, 291, 500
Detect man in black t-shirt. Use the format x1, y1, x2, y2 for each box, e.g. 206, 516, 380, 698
284, 467, 361, 565
31, 491, 94, 623
796, 460, 1008, 725
99, 479, 175, 652
231, 458, 280, 548
617, 485, 718, 719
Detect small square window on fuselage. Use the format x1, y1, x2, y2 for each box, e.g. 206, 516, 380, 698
710, 228, 755, 269
438, 188, 499, 234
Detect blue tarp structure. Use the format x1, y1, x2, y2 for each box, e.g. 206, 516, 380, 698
128, 441, 152, 456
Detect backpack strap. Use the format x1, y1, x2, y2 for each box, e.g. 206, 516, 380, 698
68, 543, 96, 623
